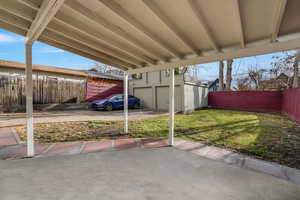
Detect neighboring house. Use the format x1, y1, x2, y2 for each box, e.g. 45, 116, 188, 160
0, 60, 86, 111
0, 60, 124, 112
129, 70, 208, 113
259, 73, 299, 91
208, 78, 226, 92
85, 70, 123, 102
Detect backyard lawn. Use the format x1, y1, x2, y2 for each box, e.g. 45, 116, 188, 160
16, 109, 300, 169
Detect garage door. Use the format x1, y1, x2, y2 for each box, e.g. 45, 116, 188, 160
156, 86, 182, 112
133, 87, 153, 109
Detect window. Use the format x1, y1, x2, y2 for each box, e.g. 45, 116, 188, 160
164, 69, 170, 77
132, 73, 143, 79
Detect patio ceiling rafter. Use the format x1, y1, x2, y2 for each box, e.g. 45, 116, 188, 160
26, 0, 66, 44
0, 9, 135, 69
233, 0, 245, 48
64, 0, 158, 65
187, 0, 220, 52
142, 0, 200, 56
98, 0, 182, 60
42, 30, 134, 69
40, 37, 129, 70
0, 8, 135, 69
3, 0, 135, 69
271, 0, 287, 43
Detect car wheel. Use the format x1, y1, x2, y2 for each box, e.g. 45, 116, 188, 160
105, 103, 113, 111
133, 102, 140, 109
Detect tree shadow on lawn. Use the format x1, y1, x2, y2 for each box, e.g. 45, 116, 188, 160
248, 117, 300, 169
174, 115, 300, 169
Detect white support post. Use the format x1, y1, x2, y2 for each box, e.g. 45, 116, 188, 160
124, 72, 128, 133
25, 42, 34, 157
169, 68, 175, 146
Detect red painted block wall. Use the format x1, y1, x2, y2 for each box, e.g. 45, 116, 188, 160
208, 91, 283, 113
86, 78, 123, 102
282, 88, 300, 123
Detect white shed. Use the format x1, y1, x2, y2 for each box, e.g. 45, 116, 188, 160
129, 70, 208, 113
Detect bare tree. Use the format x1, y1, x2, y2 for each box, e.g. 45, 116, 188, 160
89, 63, 124, 76
247, 64, 269, 90
225, 59, 233, 90
236, 76, 251, 91
184, 65, 201, 82
292, 49, 300, 88
218, 61, 224, 91
271, 50, 300, 89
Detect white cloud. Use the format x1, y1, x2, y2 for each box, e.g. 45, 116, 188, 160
39, 46, 65, 53
0, 33, 23, 43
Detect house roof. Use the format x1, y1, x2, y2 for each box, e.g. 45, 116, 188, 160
0, 0, 299, 75
0, 60, 87, 77
208, 78, 219, 88
85, 70, 123, 81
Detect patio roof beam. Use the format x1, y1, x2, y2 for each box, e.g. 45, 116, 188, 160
98, 0, 181, 60
65, 1, 159, 64
26, 0, 66, 44
233, 0, 245, 48
187, 0, 220, 52
127, 36, 300, 74
142, 0, 200, 56
271, 0, 287, 42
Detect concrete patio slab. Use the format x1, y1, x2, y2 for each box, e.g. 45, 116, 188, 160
174, 138, 300, 184
0, 148, 299, 200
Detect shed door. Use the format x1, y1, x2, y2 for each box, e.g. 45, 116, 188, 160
133, 87, 153, 109
156, 86, 182, 112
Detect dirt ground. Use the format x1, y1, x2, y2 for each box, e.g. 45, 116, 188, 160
0, 110, 167, 127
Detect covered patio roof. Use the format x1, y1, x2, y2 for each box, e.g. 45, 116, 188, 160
0, 0, 299, 74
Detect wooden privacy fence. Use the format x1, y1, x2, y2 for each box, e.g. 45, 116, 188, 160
208, 91, 282, 113
282, 88, 300, 123
0, 72, 86, 110
208, 89, 300, 123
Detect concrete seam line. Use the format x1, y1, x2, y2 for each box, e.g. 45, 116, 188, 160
78, 142, 86, 154
10, 128, 23, 144
41, 143, 56, 155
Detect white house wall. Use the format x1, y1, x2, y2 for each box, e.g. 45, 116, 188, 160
183, 83, 208, 113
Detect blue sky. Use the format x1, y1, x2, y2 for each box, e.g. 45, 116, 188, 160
0, 29, 287, 81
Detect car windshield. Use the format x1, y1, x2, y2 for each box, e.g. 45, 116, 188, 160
109, 94, 123, 100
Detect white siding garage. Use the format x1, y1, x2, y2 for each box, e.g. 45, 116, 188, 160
133, 87, 153, 109
183, 84, 208, 113
156, 86, 182, 112
129, 71, 208, 113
